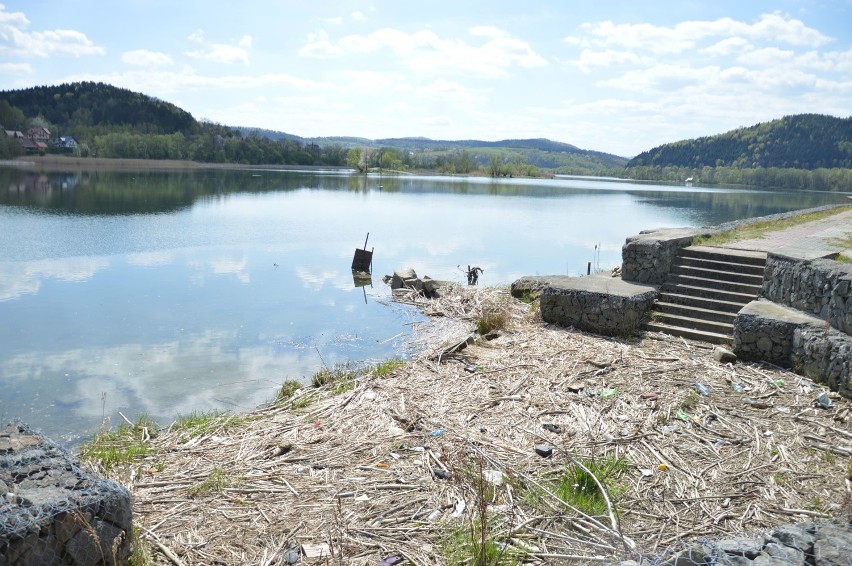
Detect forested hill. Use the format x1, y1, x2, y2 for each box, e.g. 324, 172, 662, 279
0, 82, 197, 135
628, 114, 852, 170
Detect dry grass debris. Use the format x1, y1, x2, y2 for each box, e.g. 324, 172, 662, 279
94, 284, 852, 565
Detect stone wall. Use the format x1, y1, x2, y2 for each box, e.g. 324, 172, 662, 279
733, 300, 852, 398
0, 423, 132, 566
535, 275, 658, 337
733, 300, 821, 367
762, 254, 852, 335
617, 521, 852, 566
792, 325, 852, 398
621, 227, 707, 284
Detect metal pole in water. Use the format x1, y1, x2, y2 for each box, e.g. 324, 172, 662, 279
587, 262, 591, 275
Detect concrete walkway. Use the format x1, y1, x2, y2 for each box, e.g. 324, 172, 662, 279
720, 206, 852, 260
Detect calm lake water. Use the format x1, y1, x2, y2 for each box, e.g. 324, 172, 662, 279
0, 166, 847, 444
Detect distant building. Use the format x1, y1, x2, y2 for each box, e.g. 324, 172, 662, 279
53, 136, 78, 150
25, 127, 51, 143
4, 130, 24, 139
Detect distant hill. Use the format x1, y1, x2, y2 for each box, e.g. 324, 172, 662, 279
0, 81, 625, 172
0, 82, 198, 135
628, 114, 852, 170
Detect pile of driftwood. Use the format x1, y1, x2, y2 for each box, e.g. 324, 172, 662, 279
99, 284, 850, 565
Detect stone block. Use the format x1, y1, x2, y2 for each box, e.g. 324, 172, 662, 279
537, 274, 657, 337
621, 227, 704, 284
733, 300, 823, 368
0, 422, 132, 566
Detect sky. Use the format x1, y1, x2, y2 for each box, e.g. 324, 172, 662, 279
0, 1, 851, 157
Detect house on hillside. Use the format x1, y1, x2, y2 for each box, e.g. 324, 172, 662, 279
26, 127, 51, 143
53, 136, 78, 150
5, 130, 24, 140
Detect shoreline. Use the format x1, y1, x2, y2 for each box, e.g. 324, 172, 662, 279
87, 284, 851, 565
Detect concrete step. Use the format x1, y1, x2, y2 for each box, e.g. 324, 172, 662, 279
654, 301, 737, 324
660, 283, 759, 305
680, 245, 768, 267
658, 292, 748, 314
667, 274, 762, 296
670, 264, 764, 286
644, 321, 732, 345
675, 255, 766, 276
650, 311, 733, 335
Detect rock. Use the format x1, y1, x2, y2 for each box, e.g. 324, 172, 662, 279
534, 445, 553, 458
713, 346, 737, 363
764, 541, 804, 564
0, 422, 132, 566
391, 268, 418, 289
771, 523, 816, 554
813, 524, 852, 566
718, 536, 766, 559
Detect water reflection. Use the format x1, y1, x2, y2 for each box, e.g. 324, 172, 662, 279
0, 166, 847, 444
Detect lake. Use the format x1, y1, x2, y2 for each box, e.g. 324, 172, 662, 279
0, 166, 847, 444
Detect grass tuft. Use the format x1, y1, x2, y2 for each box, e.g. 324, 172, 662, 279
278, 379, 303, 400
170, 410, 246, 439
311, 363, 358, 394
188, 467, 232, 498
476, 306, 510, 335
371, 358, 406, 378
79, 415, 157, 473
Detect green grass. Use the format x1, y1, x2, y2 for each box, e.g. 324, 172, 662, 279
371, 358, 406, 378
524, 456, 630, 517
836, 253, 852, 263
170, 410, 247, 439
79, 415, 157, 472
694, 207, 851, 247
188, 467, 232, 498
311, 363, 359, 394
128, 527, 152, 566
476, 307, 510, 335
443, 520, 525, 566
278, 379, 303, 400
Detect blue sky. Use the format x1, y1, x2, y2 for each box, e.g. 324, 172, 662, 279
1, 1, 850, 156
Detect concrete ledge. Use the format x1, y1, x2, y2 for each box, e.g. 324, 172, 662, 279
532, 274, 658, 337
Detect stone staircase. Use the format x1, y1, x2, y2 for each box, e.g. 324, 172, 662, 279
644, 245, 768, 345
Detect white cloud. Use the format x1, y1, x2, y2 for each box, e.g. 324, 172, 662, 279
237, 35, 252, 48
121, 49, 174, 67
352, 11, 365, 21
0, 4, 105, 58
299, 26, 546, 78
700, 37, 752, 57
572, 49, 650, 73
566, 12, 831, 55
188, 29, 205, 43
0, 61, 32, 74
186, 42, 250, 65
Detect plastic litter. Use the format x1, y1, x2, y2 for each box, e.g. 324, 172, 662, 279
429, 429, 446, 437
432, 467, 449, 479
464, 366, 476, 374
600, 388, 618, 398
534, 445, 553, 458
284, 547, 300, 564
694, 382, 710, 396
542, 423, 562, 434
816, 392, 833, 409
731, 382, 745, 393
376, 555, 405, 566
675, 410, 689, 422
